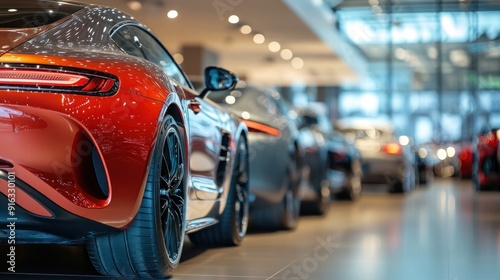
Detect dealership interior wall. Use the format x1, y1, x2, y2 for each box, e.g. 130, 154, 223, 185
81, 0, 500, 145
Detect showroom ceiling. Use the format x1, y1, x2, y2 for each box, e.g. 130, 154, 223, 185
77, 0, 500, 90
78, 0, 361, 86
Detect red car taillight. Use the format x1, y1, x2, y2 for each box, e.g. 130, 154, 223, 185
0, 66, 118, 96
382, 143, 402, 155
242, 119, 281, 137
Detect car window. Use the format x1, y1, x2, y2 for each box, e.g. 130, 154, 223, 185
111, 25, 190, 87
339, 128, 390, 140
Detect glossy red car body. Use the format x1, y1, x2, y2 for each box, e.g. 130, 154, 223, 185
475, 129, 500, 190
0, 0, 248, 277
458, 144, 473, 178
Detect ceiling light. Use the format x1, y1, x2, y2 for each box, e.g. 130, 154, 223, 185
128, 0, 142, 11
242, 111, 251, 120
268, 41, 281, 52
240, 25, 252, 34
8, 9, 17, 12
167, 10, 178, 19
291, 57, 304, 69
253, 34, 265, 44
280, 49, 293, 60
173, 53, 184, 64
225, 95, 236, 105
228, 15, 239, 24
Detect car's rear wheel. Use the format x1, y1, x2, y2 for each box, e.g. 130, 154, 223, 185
339, 160, 362, 201
303, 179, 331, 215
281, 185, 301, 229
341, 173, 362, 201
189, 137, 249, 246
87, 115, 186, 278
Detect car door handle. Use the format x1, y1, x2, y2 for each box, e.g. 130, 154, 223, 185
188, 100, 202, 114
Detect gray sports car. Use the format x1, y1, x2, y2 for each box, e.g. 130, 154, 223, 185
209, 85, 302, 230
336, 119, 416, 193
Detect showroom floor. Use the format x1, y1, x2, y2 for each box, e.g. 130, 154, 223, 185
2, 178, 500, 280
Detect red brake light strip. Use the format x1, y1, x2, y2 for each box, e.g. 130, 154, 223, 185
243, 120, 281, 137
0, 70, 89, 87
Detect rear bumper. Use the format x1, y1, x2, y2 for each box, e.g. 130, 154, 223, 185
361, 156, 406, 184
0, 170, 119, 244
0, 95, 162, 229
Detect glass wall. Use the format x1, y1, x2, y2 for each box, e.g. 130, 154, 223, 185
332, 0, 500, 144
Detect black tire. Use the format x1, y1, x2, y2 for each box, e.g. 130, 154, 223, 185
251, 160, 300, 230
302, 179, 330, 215
303, 155, 331, 215
340, 174, 362, 201
281, 186, 301, 230
86, 115, 187, 278
389, 180, 404, 193
189, 137, 250, 246
339, 160, 362, 201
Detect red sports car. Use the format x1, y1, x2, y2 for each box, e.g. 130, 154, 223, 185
474, 128, 500, 191
458, 144, 473, 178
0, 1, 249, 278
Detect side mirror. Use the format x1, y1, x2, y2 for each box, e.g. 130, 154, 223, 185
199, 66, 238, 99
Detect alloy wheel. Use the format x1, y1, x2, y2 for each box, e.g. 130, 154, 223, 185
159, 126, 185, 263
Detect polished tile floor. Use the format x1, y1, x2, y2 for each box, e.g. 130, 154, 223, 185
2, 178, 500, 280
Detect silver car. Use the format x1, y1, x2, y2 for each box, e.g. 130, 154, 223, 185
336, 119, 415, 193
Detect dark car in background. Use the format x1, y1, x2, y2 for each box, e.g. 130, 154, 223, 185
297, 105, 362, 213
458, 143, 473, 178
208, 85, 303, 230
336, 119, 416, 193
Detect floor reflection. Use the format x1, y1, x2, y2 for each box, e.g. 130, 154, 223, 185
1, 178, 500, 280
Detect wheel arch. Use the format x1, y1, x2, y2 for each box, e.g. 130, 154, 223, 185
127, 93, 187, 225
218, 122, 248, 213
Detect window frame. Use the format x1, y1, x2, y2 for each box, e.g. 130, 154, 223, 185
109, 22, 193, 89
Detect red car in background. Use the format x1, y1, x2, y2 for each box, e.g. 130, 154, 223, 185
474, 128, 500, 191
458, 144, 473, 178
0, 1, 249, 278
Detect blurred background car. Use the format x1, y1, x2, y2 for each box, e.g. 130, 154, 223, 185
293, 113, 331, 215
414, 144, 434, 185
473, 128, 500, 191
297, 104, 362, 214
458, 143, 473, 179
208, 85, 303, 230
417, 141, 460, 178
335, 119, 416, 193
